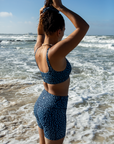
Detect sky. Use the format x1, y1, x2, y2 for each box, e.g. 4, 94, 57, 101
0, 0, 114, 35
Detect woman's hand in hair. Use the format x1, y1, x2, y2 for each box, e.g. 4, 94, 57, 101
52, 0, 63, 9
38, 6, 45, 34
40, 6, 46, 15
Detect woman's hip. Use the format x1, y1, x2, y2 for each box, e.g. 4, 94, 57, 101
34, 89, 68, 109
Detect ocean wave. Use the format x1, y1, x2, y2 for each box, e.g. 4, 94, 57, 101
0, 34, 37, 42
82, 36, 114, 44
0, 34, 68, 45
0, 39, 36, 45
78, 43, 114, 49
0, 40, 10, 45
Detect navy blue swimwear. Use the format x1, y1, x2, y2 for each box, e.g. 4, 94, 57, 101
40, 48, 71, 84
34, 89, 68, 140
34, 47, 71, 140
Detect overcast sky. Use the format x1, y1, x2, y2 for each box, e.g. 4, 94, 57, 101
0, 0, 114, 35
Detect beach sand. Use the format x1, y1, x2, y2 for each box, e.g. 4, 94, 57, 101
0, 83, 40, 144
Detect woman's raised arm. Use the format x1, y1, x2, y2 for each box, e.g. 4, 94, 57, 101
51, 0, 89, 59
34, 7, 45, 53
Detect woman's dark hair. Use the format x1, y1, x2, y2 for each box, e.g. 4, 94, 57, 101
44, 0, 53, 7
40, 0, 65, 35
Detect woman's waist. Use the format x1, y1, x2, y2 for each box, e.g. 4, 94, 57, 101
43, 77, 70, 96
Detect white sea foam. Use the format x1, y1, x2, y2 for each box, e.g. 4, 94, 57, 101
83, 36, 114, 43
79, 42, 114, 49
1, 40, 10, 45
80, 36, 114, 50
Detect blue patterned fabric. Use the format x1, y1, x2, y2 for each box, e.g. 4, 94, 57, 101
34, 89, 68, 140
43, 6, 59, 14
40, 48, 72, 84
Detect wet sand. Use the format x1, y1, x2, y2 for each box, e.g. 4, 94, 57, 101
0, 83, 40, 144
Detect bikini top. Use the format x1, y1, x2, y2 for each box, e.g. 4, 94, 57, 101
36, 48, 72, 84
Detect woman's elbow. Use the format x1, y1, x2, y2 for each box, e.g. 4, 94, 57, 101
85, 22, 90, 31
80, 22, 90, 32
83, 23, 90, 34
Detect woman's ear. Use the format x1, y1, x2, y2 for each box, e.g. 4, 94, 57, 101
57, 29, 62, 36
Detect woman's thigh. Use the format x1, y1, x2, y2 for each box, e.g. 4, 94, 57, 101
38, 126, 45, 144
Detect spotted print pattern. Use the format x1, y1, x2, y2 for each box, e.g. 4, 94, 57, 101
34, 89, 68, 140
40, 48, 72, 84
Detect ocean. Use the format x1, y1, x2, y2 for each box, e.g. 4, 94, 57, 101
0, 34, 114, 144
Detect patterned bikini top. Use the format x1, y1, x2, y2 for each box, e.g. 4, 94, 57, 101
37, 48, 72, 84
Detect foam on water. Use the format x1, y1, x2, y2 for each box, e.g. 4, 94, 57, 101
0, 34, 114, 144
81, 35, 114, 50
79, 43, 114, 49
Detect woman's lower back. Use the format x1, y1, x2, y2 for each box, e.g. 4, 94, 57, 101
43, 77, 70, 96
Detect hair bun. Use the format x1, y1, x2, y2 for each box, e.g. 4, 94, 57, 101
43, 6, 59, 14
45, 0, 53, 7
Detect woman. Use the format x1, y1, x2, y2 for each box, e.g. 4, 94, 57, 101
34, 0, 89, 144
